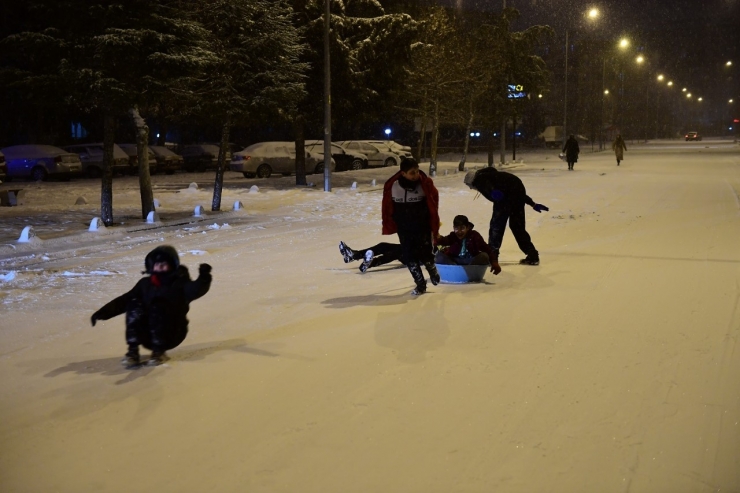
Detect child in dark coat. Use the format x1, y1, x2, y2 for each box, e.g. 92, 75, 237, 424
435, 215, 501, 274
90, 245, 212, 368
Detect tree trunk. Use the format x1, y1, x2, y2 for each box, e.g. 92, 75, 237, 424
487, 127, 495, 167
417, 118, 427, 162
429, 98, 439, 177
136, 122, 154, 220
211, 122, 230, 211
101, 114, 115, 226
512, 112, 517, 161
460, 98, 474, 171
294, 115, 307, 186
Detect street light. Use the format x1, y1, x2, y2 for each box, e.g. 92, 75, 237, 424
619, 38, 629, 49
657, 74, 664, 81
636, 55, 644, 64
686, 93, 692, 98
682, 87, 687, 92
604, 89, 610, 94
667, 81, 673, 86
588, 8, 599, 19
727, 61, 733, 67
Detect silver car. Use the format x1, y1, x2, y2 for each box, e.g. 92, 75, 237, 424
336, 141, 399, 167
118, 144, 159, 175
362, 141, 413, 161
64, 143, 130, 178
2, 145, 82, 181
230, 141, 335, 178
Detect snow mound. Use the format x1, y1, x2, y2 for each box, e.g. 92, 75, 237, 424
0, 271, 17, 282
185, 250, 208, 256
61, 271, 119, 277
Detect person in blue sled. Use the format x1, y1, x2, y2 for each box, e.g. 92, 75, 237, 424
90, 245, 212, 368
435, 215, 501, 274
464, 168, 549, 265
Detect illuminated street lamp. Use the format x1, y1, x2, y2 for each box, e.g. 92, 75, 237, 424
730, 99, 735, 103
619, 38, 629, 49
657, 74, 664, 81
727, 61, 733, 67
604, 89, 610, 94
588, 8, 599, 19
686, 93, 692, 98
697, 97, 703, 101
636, 55, 644, 64
667, 81, 673, 86
682, 87, 687, 92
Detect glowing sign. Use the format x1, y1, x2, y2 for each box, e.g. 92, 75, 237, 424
507, 84, 527, 99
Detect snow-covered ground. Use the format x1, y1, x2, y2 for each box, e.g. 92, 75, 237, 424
1, 140, 740, 492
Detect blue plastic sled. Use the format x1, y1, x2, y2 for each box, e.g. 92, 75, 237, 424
437, 263, 488, 284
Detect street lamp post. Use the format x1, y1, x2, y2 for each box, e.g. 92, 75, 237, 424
323, 0, 332, 192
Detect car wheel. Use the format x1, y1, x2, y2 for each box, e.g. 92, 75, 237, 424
184, 164, 195, 172
314, 162, 325, 174
256, 164, 272, 178
383, 157, 396, 167
87, 167, 102, 179
350, 159, 364, 170
243, 172, 256, 178
31, 166, 47, 182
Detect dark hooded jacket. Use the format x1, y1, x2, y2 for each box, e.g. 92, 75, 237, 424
436, 223, 498, 263
93, 246, 211, 343
562, 137, 580, 162
467, 167, 535, 208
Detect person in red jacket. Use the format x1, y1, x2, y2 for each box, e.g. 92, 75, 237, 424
382, 158, 440, 295
435, 215, 502, 274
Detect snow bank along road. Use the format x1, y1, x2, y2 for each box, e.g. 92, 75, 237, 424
1, 141, 740, 492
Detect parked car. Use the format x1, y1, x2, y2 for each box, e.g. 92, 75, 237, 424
361, 140, 413, 160
63, 143, 129, 178
149, 146, 183, 174
336, 141, 400, 167
685, 131, 702, 141
2, 145, 82, 181
230, 141, 335, 178
304, 140, 368, 171
0, 150, 6, 180
180, 144, 230, 172
118, 144, 158, 175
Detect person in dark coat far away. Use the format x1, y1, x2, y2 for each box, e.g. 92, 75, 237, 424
612, 134, 627, 165
435, 215, 502, 274
562, 134, 580, 171
90, 245, 212, 368
464, 167, 549, 265
382, 158, 441, 295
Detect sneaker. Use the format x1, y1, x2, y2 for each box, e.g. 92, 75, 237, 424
519, 256, 540, 266
359, 250, 374, 273
146, 351, 169, 366
339, 241, 355, 263
121, 354, 140, 369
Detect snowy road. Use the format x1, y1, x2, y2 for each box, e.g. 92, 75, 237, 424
1, 140, 740, 492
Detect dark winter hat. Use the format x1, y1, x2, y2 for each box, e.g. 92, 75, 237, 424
400, 158, 419, 172
453, 215, 474, 229
463, 170, 477, 188
145, 245, 181, 273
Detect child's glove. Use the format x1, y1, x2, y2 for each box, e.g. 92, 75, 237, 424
490, 190, 504, 201
533, 203, 549, 213
90, 311, 101, 326
199, 263, 212, 275
490, 261, 502, 275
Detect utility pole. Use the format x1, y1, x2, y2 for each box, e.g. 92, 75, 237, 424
563, 29, 569, 149
323, 0, 332, 192
499, 0, 506, 167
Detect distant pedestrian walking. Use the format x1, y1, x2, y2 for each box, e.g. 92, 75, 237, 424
612, 134, 627, 165
562, 135, 580, 171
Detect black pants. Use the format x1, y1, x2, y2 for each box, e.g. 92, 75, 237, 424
125, 299, 187, 354
488, 203, 538, 257
397, 230, 436, 289
352, 242, 403, 267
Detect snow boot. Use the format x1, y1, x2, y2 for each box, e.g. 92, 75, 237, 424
339, 241, 355, 263
121, 347, 140, 369
359, 250, 374, 273
425, 262, 440, 286
411, 283, 427, 295
146, 351, 169, 366
519, 255, 540, 266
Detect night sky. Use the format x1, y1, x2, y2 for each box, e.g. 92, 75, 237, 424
447, 0, 739, 108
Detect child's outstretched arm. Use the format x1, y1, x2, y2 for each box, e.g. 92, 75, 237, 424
184, 263, 212, 301
90, 283, 141, 326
